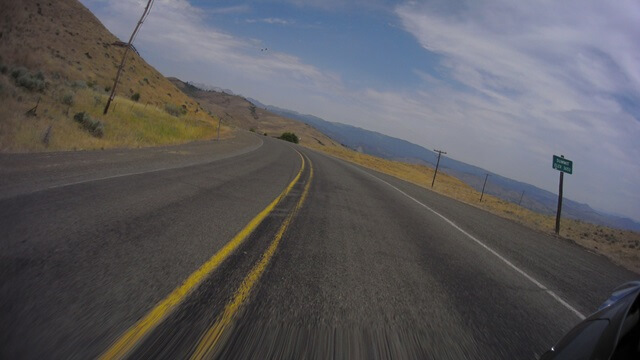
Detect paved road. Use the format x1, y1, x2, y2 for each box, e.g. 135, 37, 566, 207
1, 133, 637, 359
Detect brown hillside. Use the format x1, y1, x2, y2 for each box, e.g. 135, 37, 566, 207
0, 0, 228, 152
170, 78, 341, 149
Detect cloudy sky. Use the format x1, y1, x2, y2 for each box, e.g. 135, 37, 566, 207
81, 0, 640, 221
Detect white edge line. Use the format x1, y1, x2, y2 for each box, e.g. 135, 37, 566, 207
44, 136, 265, 191
342, 161, 586, 320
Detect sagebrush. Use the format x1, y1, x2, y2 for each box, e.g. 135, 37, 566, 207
73, 111, 104, 138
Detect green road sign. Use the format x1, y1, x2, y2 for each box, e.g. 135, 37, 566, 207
553, 155, 573, 174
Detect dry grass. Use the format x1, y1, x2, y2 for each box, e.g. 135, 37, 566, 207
0, 0, 230, 152
311, 144, 640, 274
0, 76, 230, 152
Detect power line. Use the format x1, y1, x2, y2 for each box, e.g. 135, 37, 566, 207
103, 0, 155, 115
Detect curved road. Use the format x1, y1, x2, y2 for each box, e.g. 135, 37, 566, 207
0, 132, 636, 359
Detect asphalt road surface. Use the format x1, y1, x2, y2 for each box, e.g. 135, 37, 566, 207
1, 132, 637, 359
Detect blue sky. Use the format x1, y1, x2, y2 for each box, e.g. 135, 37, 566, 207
82, 0, 640, 222
189, 0, 442, 90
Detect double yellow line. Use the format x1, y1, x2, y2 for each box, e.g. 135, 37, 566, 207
191, 155, 313, 359
101, 151, 312, 360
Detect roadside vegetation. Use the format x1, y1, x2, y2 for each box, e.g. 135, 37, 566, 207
0, 75, 225, 151
312, 144, 640, 273
0, 0, 230, 152
73, 111, 104, 138
278, 132, 299, 144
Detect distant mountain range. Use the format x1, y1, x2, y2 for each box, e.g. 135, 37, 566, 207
247, 98, 640, 232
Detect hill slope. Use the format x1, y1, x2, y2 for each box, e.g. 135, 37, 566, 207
170, 79, 340, 149
0, 0, 226, 152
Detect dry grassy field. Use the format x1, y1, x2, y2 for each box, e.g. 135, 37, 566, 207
312, 144, 640, 274
0, 0, 229, 152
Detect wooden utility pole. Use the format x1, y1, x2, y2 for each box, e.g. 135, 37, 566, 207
431, 149, 446, 188
480, 173, 490, 202
518, 190, 525, 206
103, 0, 154, 115
216, 117, 221, 141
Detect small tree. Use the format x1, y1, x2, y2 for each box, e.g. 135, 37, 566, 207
279, 132, 299, 144
131, 92, 140, 102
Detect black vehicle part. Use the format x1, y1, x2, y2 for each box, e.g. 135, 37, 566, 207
541, 281, 640, 360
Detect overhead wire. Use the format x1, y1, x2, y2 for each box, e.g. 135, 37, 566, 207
131, 0, 154, 44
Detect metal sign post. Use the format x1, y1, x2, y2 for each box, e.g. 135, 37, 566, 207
552, 155, 573, 234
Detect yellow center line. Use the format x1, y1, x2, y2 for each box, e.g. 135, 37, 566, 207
99, 152, 306, 360
190, 154, 314, 360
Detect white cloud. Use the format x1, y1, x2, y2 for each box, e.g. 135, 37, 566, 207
80, 0, 640, 220
83, 0, 342, 96
207, 5, 250, 15
390, 0, 640, 219
246, 18, 292, 25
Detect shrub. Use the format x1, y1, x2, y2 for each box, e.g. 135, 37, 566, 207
10, 67, 27, 80
72, 80, 87, 89
17, 72, 45, 91
61, 92, 74, 106
73, 111, 104, 137
0, 64, 7, 75
164, 103, 186, 117
279, 132, 299, 144
131, 92, 140, 102
87, 79, 97, 89
10, 67, 45, 91
249, 127, 256, 133
104, 85, 111, 92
